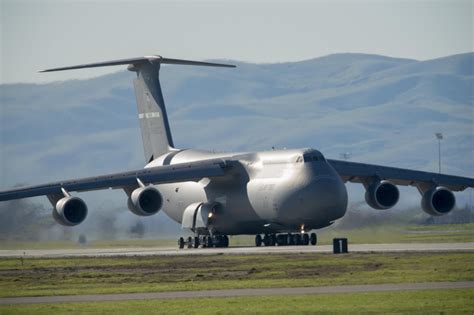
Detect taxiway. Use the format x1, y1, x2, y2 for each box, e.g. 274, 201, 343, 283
1, 281, 472, 304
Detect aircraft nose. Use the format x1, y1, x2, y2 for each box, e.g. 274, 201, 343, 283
275, 166, 348, 226
310, 176, 348, 220
292, 175, 348, 224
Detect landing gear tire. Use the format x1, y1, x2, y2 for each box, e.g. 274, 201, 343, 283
206, 236, 213, 248
295, 234, 302, 245
255, 234, 262, 247
178, 237, 185, 249
223, 235, 229, 248
187, 236, 193, 248
215, 235, 221, 248
270, 234, 276, 246
303, 233, 309, 245
213, 235, 229, 248
276, 234, 287, 246
263, 234, 270, 246
310, 233, 317, 245
193, 236, 200, 248
288, 233, 295, 246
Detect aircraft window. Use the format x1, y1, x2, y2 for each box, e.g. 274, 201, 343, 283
302, 153, 325, 163
296, 156, 303, 163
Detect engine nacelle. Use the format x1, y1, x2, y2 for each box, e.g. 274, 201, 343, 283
52, 196, 88, 226
127, 186, 163, 216
365, 180, 400, 210
421, 186, 455, 216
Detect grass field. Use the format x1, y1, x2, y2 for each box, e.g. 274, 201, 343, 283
0, 252, 473, 298
1, 223, 473, 250
1, 251, 473, 314
1, 289, 473, 314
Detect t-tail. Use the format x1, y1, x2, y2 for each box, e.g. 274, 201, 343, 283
39, 56, 236, 163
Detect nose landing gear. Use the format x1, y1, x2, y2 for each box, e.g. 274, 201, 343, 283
255, 232, 317, 247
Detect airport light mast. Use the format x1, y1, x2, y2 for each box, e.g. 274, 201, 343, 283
339, 152, 352, 160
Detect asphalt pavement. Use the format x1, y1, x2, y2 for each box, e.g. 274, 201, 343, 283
1, 281, 473, 304
0, 242, 473, 258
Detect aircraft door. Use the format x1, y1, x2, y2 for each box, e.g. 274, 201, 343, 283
181, 202, 202, 230
181, 202, 219, 233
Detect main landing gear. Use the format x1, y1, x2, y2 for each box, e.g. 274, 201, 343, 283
255, 233, 317, 247
178, 234, 229, 249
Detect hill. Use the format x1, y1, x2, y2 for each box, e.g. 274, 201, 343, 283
0, 52, 472, 239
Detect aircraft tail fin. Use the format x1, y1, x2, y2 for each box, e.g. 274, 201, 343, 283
40, 56, 236, 163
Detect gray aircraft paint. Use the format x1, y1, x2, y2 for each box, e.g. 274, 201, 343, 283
0, 55, 473, 238
148, 148, 347, 234
131, 62, 175, 163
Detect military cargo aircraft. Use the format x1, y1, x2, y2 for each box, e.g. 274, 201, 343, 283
1, 56, 472, 248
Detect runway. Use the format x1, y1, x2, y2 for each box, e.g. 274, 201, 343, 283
1, 281, 473, 304
0, 242, 473, 258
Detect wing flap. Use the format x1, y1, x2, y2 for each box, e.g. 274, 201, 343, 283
0, 159, 230, 201
328, 159, 474, 191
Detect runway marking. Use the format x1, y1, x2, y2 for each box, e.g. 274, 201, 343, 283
0, 242, 473, 258
1, 281, 473, 304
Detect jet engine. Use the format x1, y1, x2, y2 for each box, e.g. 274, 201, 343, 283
52, 196, 88, 226
421, 186, 455, 216
127, 186, 163, 216
365, 180, 399, 210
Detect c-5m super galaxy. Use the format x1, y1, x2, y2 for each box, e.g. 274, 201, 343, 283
1, 56, 473, 248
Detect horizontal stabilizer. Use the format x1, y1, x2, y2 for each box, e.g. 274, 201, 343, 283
39, 56, 236, 72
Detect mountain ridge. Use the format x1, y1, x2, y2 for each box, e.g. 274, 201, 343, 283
1, 52, 472, 192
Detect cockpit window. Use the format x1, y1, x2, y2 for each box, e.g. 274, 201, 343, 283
302, 152, 326, 163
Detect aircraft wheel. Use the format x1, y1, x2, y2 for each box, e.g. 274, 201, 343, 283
255, 235, 262, 247
276, 234, 286, 246
178, 237, 185, 249
206, 236, 213, 248
187, 236, 193, 248
303, 233, 309, 245
217, 235, 227, 248
263, 234, 270, 246
223, 235, 229, 248
193, 236, 200, 248
288, 233, 295, 245
295, 234, 302, 245
310, 233, 317, 245
270, 234, 276, 246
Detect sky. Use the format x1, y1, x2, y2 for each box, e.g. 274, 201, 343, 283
1, 0, 473, 84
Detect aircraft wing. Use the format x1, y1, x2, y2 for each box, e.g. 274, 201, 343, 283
0, 159, 231, 202
327, 159, 474, 191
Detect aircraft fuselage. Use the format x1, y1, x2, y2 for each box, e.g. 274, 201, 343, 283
148, 148, 348, 235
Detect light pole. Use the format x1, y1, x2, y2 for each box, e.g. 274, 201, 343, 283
435, 133, 443, 173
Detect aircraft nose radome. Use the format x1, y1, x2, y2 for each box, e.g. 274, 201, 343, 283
297, 176, 348, 223
275, 174, 347, 226
314, 177, 348, 219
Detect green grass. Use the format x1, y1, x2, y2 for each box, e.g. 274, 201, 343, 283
0, 252, 473, 298
1, 289, 473, 314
